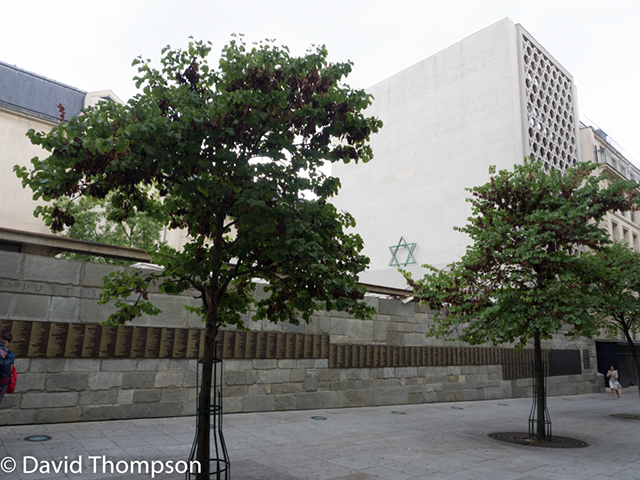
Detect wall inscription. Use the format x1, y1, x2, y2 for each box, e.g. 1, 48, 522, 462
0, 319, 580, 380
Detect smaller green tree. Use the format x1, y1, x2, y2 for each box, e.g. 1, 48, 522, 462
403, 160, 640, 440
586, 242, 640, 398
50, 192, 166, 265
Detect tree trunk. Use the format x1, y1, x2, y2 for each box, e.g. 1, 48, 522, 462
534, 330, 546, 441
196, 311, 219, 480
621, 327, 640, 400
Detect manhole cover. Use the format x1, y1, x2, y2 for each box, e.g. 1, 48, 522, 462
563, 398, 573, 401
497, 403, 509, 406
391, 411, 405, 415
488, 432, 589, 448
311, 416, 327, 421
611, 414, 640, 421
451, 406, 464, 410
24, 435, 52, 442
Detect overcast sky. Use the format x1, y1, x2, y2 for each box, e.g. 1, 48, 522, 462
2, 0, 639, 162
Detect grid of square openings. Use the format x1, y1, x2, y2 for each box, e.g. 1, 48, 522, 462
522, 36, 578, 172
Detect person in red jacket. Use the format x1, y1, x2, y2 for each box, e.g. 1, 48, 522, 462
0, 332, 12, 406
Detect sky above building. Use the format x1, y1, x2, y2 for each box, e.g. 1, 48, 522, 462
2, 0, 638, 162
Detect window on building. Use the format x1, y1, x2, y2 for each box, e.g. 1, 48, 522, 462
611, 221, 620, 242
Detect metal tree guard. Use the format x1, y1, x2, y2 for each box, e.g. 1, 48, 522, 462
187, 344, 230, 480
528, 360, 552, 441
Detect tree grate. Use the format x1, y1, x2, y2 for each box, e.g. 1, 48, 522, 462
610, 414, 640, 421
488, 432, 589, 448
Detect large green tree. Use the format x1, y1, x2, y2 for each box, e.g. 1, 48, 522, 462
16, 37, 381, 476
403, 161, 639, 440
587, 242, 640, 398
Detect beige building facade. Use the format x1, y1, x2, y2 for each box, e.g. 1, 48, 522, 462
580, 121, 640, 253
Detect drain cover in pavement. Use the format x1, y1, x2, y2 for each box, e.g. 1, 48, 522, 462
311, 416, 327, 420
488, 432, 589, 448
391, 411, 405, 415
611, 414, 640, 421
24, 436, 52, 442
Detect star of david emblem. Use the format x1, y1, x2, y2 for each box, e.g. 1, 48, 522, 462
388, 237, 417, 267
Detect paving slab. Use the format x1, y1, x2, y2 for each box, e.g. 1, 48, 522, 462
0, 393, 638, 479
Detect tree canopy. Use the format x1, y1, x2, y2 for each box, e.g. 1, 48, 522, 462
403, 160, 640, 438
586, 242, 640, 397
15, 37, 382, 475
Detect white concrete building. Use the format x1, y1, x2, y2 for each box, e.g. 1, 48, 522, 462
333, 18, 583, 288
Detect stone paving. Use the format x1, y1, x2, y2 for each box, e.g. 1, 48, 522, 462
0, 392, 638, 479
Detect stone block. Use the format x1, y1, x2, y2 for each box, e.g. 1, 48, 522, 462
277, 359, 297, 369
82, 263, 122, 288
101, 359, 138, 372
274, 394, 297, 411
183, 361, 199, 388
0, 292, 13, 317
1, 394, 19, 408
82, 405, 123, 422
315, 359, 328, 368
324, 390, 343, 408
436, 390, 462, 402
7, 409, 36, 425
24, 255, 81, 285
118, 390, 134, 404
79, 390, 118, 405
122, 403, 151, 418
257, 369, 290, 384
133, 389, 162, 403
223, 359, 248, 370
422, 391, 437, 403
148, 402, 184, 417
296, 359, 315, 368
224, 385, 248, 397
46, 373, 88, 392
78, 298, 117, 324
161, 388, 189, 403
153, 371, 184, 388
88, 372, 123, 390
296, 392, 324, 410
243, 395, 274, 412
305, 371, 318, 392
65, 359, 101, 372
386, 331, 406, 346
0, 251, 23, 279
48, 297, 79, 322
122, 371, 156, 389
136, 359, 171, 371
483, 386, 502, 400
271, 383, 302, 395
223, 396, 243, 414
396, 367, 417, 378
376, 387, 408, 406
22, 392, 79, 409
252, 359, 277, 369
225, 370, 248, 386
342, 389, 364, 407
9, 294, 50, 321
29, 359, 65, 373
462, 388, 484, 401
14, 373, 46, 392
290, 369, 305, 383
317, 369, 340, 382
35, 407, 82, 424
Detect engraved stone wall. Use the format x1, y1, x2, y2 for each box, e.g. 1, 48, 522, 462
0, 251, 602, 425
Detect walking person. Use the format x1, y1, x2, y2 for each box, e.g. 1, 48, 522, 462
607, 365, 622, 399
0, 331, 13, 406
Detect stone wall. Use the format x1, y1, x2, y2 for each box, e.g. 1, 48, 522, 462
0, 251, 602, 425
